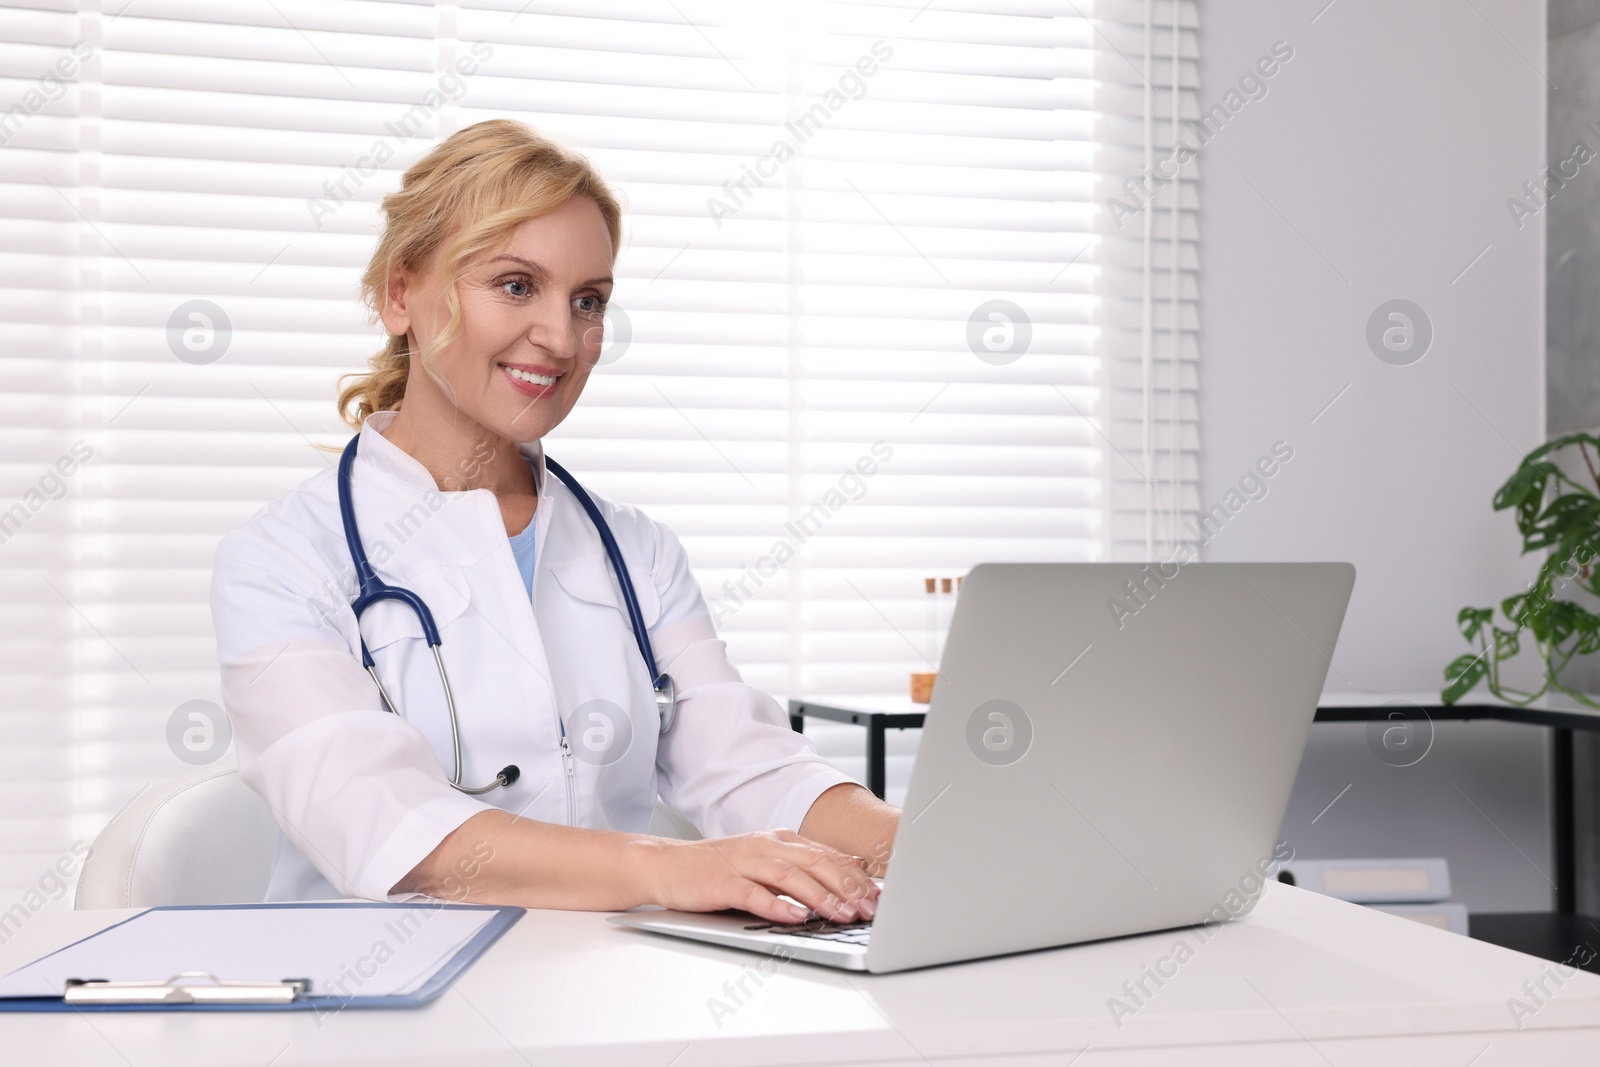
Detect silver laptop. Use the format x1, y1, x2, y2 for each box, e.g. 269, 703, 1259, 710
609, 562, 1356, 974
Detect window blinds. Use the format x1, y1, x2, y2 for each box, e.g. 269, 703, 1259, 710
0, 0, 1199, 906
1101, 0, 1199, 562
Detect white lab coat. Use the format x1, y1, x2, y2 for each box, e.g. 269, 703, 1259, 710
209, 409, 854, 902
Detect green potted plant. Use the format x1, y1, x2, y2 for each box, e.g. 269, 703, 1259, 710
1444, 432, 1600, 708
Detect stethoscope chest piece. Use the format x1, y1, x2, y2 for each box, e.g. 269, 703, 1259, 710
655, 674, 677, 734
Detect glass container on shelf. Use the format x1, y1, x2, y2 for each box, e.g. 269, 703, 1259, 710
911, 573, 964, 703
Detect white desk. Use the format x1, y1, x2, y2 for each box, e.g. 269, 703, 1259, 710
4, 884, 1598, 1065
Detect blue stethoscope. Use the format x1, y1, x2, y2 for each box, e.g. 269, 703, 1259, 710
337, 434, 676, 795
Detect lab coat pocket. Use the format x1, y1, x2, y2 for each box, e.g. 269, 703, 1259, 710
354, 565, 473, 733
547, 553, 663, 830
547, 554, 661, 633
356, 565, 473, 652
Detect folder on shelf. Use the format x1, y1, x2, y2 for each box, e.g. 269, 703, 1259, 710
0, 901, 521, 1012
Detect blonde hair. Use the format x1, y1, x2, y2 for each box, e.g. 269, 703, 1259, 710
336, 119, 624, 429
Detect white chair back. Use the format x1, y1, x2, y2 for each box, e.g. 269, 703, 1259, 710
77, 765, 702, 909
75, 764, 279, 909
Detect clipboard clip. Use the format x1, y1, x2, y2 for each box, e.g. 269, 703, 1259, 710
64, 971, 311, 1006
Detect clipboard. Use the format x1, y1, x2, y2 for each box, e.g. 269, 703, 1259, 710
0, 901, 523, 1012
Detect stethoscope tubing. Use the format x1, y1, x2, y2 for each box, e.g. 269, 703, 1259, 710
542, 454, 667, 694
335, 432, 671, 794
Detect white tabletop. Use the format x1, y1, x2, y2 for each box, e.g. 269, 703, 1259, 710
795, 689, 1600, 716
3, 884, 1598, 1065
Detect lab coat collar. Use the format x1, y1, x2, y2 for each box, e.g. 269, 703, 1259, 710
350, 409, 556, 577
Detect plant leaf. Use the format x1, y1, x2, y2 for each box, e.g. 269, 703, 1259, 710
1519, 432, 1600, 469
1458, 606, 1493, 641
1442, 652, 1488, 704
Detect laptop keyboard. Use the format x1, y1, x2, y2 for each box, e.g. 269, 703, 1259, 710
743, 918, 873, 945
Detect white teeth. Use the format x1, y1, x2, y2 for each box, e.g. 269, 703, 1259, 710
503, 366, 557, 386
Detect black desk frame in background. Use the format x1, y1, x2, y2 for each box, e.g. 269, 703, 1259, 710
789, 698, 1584, 915
786, 702, 926, 803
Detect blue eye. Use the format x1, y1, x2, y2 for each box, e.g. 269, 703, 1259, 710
576, 295, 608, 317
502, 278, 531, 298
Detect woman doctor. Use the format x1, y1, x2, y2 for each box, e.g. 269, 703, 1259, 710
210, 119, 898, 926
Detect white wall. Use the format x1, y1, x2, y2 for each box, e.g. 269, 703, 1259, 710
1197, 0, 1551, 910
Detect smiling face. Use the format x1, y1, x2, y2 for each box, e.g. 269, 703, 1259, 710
379, 195, 615, 444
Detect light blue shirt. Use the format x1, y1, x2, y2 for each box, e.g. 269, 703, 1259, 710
508, 458, 538, 597
508, 514, 536, 598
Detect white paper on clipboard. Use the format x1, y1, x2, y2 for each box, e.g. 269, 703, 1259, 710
0, 904, 495, 1001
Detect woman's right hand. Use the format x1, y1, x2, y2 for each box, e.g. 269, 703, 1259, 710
640, 830, 880, 925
